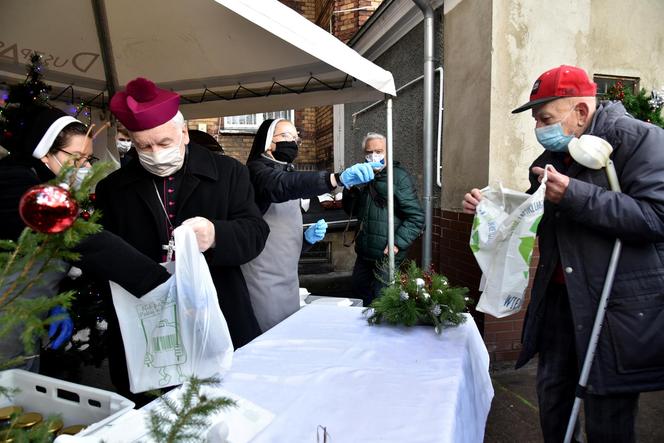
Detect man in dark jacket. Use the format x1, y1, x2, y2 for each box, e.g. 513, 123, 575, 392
343, 132, 425, 305
464, 65, 664, 442
96, 77, 269, 400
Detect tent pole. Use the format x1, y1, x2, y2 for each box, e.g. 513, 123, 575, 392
413, 0, 435, 269
92, 0, 119, 97
386, 95, 395, 282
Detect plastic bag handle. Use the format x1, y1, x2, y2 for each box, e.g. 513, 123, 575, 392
541, 164, 551, 185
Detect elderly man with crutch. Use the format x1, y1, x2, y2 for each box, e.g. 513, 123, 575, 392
463, 65, 664, 442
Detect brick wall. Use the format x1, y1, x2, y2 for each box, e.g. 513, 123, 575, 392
295, 108, 319, 166
482, 246, 538, 362
330, 0, 381, 43
315, 105, 334, 169
217, 134, 256, 164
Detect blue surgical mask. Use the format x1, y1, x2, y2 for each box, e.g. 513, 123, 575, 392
535, 122, 574, 152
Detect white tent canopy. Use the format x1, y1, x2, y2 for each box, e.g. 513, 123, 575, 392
1, 0, 400, 279
0, 0, 395, 119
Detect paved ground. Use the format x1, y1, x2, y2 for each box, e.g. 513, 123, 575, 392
485, 360, 664, 442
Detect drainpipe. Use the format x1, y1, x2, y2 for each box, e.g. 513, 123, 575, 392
412, 0, 435, 269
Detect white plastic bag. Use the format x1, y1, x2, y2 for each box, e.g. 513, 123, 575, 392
110, 225, 233, 393
469, 170, 547, 318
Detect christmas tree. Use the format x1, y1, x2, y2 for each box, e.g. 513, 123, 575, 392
0, 53, 236, 442
607, 81, 664, 128
0, 53, 52, 154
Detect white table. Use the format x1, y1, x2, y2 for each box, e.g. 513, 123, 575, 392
220, 305, 494, 443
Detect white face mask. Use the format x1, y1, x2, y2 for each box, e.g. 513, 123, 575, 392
50, 155, 92, 190
136, 131, 184, 177
116, 140, 132, 154
365, 152, 385, 164
72, 167, 91, 190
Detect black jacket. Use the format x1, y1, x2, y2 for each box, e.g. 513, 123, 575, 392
95, 142, 269, 348
517, 101, 664, 394
247, 154, 334, 214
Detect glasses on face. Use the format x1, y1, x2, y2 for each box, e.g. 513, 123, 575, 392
53, 148, 99, 166
273, 132, 302, 147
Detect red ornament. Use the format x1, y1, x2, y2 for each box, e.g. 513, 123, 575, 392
88, 193, 96, 203
81, 211, 90, 221
19, 185, 78, 234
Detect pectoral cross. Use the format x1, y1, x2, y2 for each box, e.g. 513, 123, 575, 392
162, 237, 175, 262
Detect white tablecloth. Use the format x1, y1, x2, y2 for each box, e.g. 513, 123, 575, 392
221, 305, 494, 443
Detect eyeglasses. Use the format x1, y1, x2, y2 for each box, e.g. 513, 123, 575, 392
53, 148, 99, 166
273, 132, 302, 147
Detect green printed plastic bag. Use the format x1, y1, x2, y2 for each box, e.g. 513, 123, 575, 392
110, 226, 233, 393
470, 173, 546, 318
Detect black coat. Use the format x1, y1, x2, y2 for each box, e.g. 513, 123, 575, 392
517, 102, 664, 394
95, 142, 269, 348
0, 157, 170, 295
247, 154, 334, 214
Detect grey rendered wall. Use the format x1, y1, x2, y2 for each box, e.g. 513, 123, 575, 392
344, 8, 443, 205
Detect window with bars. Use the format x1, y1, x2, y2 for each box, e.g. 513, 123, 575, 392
223, 110, 295, 131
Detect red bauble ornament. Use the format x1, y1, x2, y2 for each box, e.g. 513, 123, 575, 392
88, 193, 96, 203
81, 211, 90, 221
19, 185, 78, 234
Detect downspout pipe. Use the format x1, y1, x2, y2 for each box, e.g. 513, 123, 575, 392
412, 0, 435, 269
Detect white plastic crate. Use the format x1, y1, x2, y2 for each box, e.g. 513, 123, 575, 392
0, 369, 134, 436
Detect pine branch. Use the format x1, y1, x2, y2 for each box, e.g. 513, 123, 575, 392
147, 376, 237, 443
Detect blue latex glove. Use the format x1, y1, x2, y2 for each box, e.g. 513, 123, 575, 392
339, 162, 382, 188
304, 219, 328, 244
47, 306, 74, 350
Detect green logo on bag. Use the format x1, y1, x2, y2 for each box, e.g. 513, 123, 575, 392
470, 216, 481, 253
517, 215, 542, 266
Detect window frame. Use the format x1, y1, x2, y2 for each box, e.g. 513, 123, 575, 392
593, 74, 640, 99
222, 110, 295, 132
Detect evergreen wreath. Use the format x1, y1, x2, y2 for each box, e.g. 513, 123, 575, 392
364, 261, 472, 334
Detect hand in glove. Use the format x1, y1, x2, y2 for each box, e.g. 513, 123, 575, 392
304, 219, 328, 244
339, 163, 382, 188
182, 216, 216, 252
47, 306, 74, 350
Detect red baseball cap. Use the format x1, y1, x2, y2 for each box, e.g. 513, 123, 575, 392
110, 77, 180, 131
512, 65, 597, 114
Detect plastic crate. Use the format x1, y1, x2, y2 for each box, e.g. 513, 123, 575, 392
0, 369, 134, 436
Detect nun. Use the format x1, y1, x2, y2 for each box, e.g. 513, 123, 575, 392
0, 106, 170, 373
242, 118, 380, 331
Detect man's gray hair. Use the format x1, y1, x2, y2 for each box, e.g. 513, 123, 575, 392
362, 132, 386, 149
170, 110, 185, 128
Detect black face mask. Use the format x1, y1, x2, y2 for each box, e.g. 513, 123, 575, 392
272, 141, 298, 163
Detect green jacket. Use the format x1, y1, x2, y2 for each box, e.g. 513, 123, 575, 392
342, 163, 425, 262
